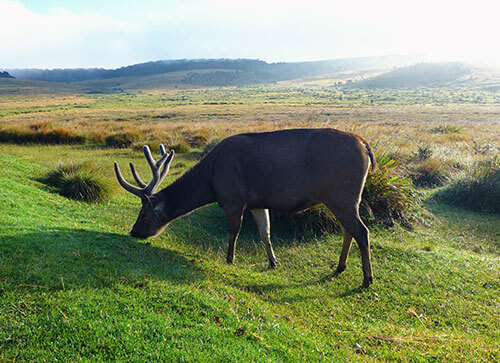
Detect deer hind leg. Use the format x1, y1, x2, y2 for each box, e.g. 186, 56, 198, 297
334, 226, 353, 275
223, 205, 244, 265
325, 202, 373, 288
251, 209, 277, 269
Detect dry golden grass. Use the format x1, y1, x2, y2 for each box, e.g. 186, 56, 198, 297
0, 91, 498, 172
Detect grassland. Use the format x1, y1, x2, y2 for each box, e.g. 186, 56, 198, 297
0, 84, 499, 361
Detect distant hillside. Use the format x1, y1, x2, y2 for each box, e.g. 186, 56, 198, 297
0, 71, 14, 79
0, 78, 74, 95
353, 62, 471, 88
8, 56, 415, 85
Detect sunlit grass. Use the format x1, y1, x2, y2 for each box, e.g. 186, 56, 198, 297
0, 144, 498, 361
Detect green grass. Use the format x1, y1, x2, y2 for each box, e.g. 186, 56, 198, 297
435, 160, 500, 213
43, 161, 111, 202
0, 144, 499, 361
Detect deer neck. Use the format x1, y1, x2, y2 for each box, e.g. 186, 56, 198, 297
158, 161, 215, 223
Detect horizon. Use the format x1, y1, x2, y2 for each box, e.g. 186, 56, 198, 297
4, 55, 418, 71
1, 0, 499, 69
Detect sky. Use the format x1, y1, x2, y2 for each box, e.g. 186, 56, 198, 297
1, 0, 499, 69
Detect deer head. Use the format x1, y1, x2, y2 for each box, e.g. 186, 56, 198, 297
114, 144, 174, 238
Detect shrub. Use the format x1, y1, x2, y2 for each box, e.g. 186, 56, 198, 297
435, 160, 500, 213
43, 161, 111, 202
105, 131, 142, 148
411, 158, 449, 188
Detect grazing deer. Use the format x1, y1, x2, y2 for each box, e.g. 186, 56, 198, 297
114, 128, 376, 287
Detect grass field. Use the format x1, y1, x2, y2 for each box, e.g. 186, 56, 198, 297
0, 84, 499, 361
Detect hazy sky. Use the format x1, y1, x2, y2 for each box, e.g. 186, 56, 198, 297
1, 0, 499, 69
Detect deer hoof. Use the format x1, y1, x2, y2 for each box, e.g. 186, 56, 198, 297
334, 265, 346, 276
362, 276, 373, 288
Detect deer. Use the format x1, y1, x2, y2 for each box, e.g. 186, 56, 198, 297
114, 128, 376, 287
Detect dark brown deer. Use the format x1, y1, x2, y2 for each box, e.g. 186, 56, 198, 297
114, 128, 376, 287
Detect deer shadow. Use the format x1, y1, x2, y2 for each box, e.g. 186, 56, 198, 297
171, 203, 342, 253
0, 225, 203, 292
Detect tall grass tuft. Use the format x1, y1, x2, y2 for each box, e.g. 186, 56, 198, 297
362, 149, 419, 228
414, 145, 433, 161
0, 128, 86, 145
44, 161, 111, 202
430, 125, 463, 134
105, 131, 142, 148
411, 158, 450, 188
435, 159, 500, 213
170, 138, 192, 153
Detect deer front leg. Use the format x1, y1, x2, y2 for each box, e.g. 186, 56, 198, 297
251, 209, 277, 269
224, 205, 244, 265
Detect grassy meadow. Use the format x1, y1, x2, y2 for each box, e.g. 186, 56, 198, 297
0, 83, 499, 361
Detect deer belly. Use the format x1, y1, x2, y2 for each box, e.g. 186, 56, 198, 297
246, 187, 318, 212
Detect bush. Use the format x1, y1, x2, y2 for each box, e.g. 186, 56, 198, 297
43, 162, 111, 202
435, 160, 500, 213
105, 131, 142, 148
411, 158, 449, 188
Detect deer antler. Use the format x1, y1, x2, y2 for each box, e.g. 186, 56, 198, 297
114, 145, 174, 198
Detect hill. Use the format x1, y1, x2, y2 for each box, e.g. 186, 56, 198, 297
8, 56, 415, 84
353, 62, 472, 88
0, 77, 75, 94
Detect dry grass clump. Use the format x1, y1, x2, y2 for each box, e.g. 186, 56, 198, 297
105, 131, 142, 148
43, 161, 111, 202
0, 126, 86, 145
410, 158, 450, 188
182, 129, 211, 148
435, 159, 500, 213
413, 145, 433, 161
170, 138, 192, 153
430, 124, 463, 134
